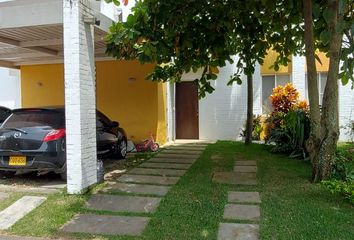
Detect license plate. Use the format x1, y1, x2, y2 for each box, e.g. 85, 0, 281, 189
9, 156, 27, 166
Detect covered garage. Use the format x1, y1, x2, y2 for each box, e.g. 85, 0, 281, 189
0, 0, 167, 194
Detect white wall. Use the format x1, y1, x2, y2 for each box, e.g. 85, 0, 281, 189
0, 67, 21, 109
292, 55, 306, 99
176, 56, 353, 142
180, 57, 262, 141
339, 83, 354, 141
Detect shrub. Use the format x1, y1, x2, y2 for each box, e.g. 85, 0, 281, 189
267, 110, 310, 158
240, 115, 264, 140
323, 145, 354, 205
265, 83, 310, 159
270, 83, 300, 113
321, 180, 354, 205
331, 150, 354, 181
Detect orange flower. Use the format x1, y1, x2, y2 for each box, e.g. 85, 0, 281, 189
295, 100, 309, 111
270, 83, 305, 114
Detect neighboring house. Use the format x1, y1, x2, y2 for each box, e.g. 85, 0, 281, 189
0, 67, 21, 108
0, 0, 352, 193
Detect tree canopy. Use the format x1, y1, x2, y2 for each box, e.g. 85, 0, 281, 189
105, 0, 353, 89
105, 0, 354, 181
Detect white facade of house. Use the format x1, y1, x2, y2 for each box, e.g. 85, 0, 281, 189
0, 67, 20, 109
167, 56, 354, 142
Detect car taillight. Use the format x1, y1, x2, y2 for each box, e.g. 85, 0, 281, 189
43, 129, 66, 142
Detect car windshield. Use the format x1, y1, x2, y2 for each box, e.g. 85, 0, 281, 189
2, 110, 64, 129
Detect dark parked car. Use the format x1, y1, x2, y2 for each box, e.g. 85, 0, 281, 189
0, 106, 11, 125
0, 107, 127, 179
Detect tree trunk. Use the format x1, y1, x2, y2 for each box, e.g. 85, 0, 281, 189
303, 0, 322, 180
245, 63, 253, 145
314, 0, 342, 182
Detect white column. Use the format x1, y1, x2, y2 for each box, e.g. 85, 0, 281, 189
253, 62, 262, 115
292, 55, 307, 99
63, 0, 97, 194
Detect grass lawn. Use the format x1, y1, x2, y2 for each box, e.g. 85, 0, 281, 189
3, 141, 354, 239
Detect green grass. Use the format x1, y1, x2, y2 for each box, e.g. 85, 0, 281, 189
4, 141, 354, 239
0, 193, 25, 212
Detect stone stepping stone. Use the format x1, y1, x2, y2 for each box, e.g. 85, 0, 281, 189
166, 146, 206, 150
86, 194, 161, 213
61, 214, 149, 236
162, 149, 203, 154
213, 172, 257, 185
234, 166, 257, 173
140, 162, 191, 170
0, 236, 49, 240
235, 160, 257, 166
118, 174, 180, 185
155, 153, 197, 159
218, 223, 259, 240
0, 192, 10, 201
0, 196, 47, 230
0, 184, 59, 194
228, 192, 261, 204
148, 157, 196, 164
105, 183, 170, 196
130, 168, 186, 177
223, 204, 260, 221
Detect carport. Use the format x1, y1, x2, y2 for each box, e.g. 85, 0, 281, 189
0, 0, 118, 193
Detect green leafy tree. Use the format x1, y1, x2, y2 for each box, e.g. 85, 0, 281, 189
105, 0, 274, 145
264, 0, 353, 181
105, 0, 354, 181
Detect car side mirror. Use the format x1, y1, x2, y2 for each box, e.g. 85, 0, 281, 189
111, 121, 119, 128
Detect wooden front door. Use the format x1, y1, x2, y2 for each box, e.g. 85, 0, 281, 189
176, 82, 199, 139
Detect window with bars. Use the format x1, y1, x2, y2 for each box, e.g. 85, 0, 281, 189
262, 75, 291, 113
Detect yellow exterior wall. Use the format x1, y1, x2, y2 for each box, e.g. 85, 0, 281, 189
261, 49, 292, 75
261, 50, 329, 74
21, 64, 65, 106
315, 51, 329, 72
21, 60, 167, 144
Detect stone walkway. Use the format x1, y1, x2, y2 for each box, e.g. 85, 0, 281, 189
0, 195, 47, 230
61, 142, 208, 237
214, 160, 261, 240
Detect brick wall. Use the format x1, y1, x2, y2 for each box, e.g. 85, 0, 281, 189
63, 0, 97, 194
181, 56, 262, 140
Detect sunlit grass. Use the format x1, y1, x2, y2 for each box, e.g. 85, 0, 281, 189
5, 142, 354, 239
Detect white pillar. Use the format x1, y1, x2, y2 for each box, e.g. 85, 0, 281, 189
292, 55, 307, 99
253, 62, 262, 115
63, 0, 98, 194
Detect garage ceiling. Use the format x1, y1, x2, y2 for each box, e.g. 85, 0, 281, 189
0, 24, 112, 68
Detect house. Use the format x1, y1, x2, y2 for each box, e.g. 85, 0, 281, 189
0, 0, 168, 194
169, 51, 354, 142
0, 0, 352, 194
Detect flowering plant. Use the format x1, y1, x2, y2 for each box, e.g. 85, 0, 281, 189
270, 83, 300, 113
